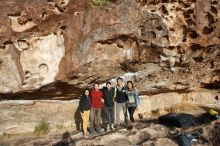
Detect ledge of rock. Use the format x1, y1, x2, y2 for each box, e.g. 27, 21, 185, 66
0, 90, 219, 137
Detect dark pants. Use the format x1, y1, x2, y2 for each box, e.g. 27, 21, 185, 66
90, 107, 101, 132
128, 106, 136, 123
104, 106, 114, 125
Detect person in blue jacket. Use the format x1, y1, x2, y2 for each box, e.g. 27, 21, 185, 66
126, 81, 140, 127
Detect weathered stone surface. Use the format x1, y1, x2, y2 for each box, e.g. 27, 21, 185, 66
0, 90, 219, 136
0, 0, 219, 99
142, 138, 177, 146
0, 100, 77, 135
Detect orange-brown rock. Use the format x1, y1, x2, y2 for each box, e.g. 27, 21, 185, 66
0, 0, 219, 99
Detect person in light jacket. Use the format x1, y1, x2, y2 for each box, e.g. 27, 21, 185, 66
126, 81, 140, 127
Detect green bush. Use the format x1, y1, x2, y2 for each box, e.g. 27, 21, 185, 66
33, 120, 50, 136
90, 0, 111, 8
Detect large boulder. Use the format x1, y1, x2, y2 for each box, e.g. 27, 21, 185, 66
0, 0, 219, 99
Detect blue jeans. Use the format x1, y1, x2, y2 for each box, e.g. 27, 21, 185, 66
116, 102, 127, 126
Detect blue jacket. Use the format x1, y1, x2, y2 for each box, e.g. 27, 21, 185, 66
125, 88, 140, 106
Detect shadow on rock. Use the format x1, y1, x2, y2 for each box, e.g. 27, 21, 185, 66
53, 131, 74, 146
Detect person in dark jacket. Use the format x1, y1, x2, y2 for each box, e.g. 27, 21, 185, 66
126, 81, 140, 127
114, 77, 128, 128
79, 89, 90, 138
102, 82, 115, 131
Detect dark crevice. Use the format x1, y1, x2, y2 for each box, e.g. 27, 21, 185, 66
140, 88, 192, 96
120, 60, 140, 72
162, 0, 169, 3
96, 34, 131, 45
203, 81, 220, 89
189, 30, 199, 39
211, 6, 218, 14
206, 13, 215, 24
7, 12, 21, 17
183, 9, 194, 18
59, 25, 67, 30
193, 56, 204, 63
3, 40, 13, 46
148, 31, 157, 39
156, 26, 163, 31
55, 4, 65, 13
212, 1, 218, 5
161, 5, 169, 15
210, 61, 215, 68
190, 44, 202, 51
178, 1, 190, 8
0, 81, 83, 100
182, 38, 187, 42
186, 19, 194, 26
149, 0, 160, 5
203, 26, 214, 34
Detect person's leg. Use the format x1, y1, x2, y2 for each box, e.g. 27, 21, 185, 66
94, 108, 98, 129
129, 107, 136, 123
128, 107, 132, 122
109, 106, 115, 129
97, 108, 101, 130
116, 102, 121, 126
84, 110, 90, 134
104, 107, 111, 125
110, 106, 115, 125
121, 102, 128, 127
90, 108, 95, 133
80, 112, 87, 134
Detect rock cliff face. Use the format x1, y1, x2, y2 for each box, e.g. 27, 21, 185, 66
0, 0, 219, 99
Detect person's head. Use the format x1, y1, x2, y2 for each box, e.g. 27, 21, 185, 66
117, 77, 123, 87
127, 81, 134, 90
94, 83, 99, 91
106, 82, 111, 89
84, 88, 90, 96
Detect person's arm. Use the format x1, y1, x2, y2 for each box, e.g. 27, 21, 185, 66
124, 88, 129, 101
101, 89, 104, 99
79, 96, 84, 113
100, 90, 104, 102
134, 90, 140, 111
135, 90, 140, 105
113, 86, 117, 101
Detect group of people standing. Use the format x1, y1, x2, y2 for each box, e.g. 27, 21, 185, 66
78, 77, 141, 138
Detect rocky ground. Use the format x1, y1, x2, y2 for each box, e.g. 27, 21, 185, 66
1, 116, 220, 146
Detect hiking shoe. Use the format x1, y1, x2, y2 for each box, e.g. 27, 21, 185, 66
83, 133, 89, 138
104, 127, 107, 132
130, 122, 134, 127
110, 124, 114, 131
96, 128, 101, 134
105, 125, 109, 131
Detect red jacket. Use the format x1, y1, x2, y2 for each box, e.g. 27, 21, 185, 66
90, 89, 103, 108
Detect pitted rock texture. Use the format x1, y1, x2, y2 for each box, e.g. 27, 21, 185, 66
0, 0, 219, 99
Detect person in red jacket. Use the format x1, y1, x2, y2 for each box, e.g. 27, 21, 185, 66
90, 83, 103, 134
